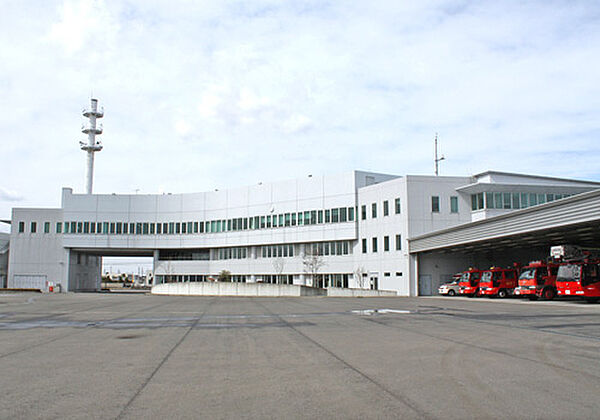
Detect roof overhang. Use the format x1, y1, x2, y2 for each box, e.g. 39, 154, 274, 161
409, 189, 600, 254
455, 183, 598, 195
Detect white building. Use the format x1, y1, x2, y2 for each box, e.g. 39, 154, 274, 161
7, 170, 599, 295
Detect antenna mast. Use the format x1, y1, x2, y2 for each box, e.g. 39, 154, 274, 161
434, 133, 445, 176
79, 98, 104, 194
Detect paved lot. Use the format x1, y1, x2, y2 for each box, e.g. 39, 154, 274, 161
0, 293, 599, 419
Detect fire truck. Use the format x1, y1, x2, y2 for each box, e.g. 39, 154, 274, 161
514, 260, 560, 300
479, 266, 519, 298
458, 268, 482, 297
553, 245, 600, 303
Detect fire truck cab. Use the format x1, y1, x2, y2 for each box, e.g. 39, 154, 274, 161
553, 245, 600, 302
514, 260, 559, 300
479, 266, 519, 298
458, 268, 482, 297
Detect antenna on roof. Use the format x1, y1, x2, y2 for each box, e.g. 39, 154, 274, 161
434, 133, 445, 176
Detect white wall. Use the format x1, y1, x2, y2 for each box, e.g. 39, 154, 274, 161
8, 208, 69, 289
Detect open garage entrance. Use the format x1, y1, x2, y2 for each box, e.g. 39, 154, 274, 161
410, 190, 600, 295
70, 248, 154, 291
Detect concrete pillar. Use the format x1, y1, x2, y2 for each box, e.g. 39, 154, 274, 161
409, 253, 418, 297
152, 250, 159, 286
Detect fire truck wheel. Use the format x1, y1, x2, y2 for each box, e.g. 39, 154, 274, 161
528, 295, 538, 301
585, 297, 599, 304
498, 289, 507, 298
448, 290, 456, 296
542, 288, 555, 300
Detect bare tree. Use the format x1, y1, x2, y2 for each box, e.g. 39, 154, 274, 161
354, 266, 368, 289
303, 246, 325, 287
273, 256, 285, 284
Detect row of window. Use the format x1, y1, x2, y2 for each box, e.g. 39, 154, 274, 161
158, 241, 354, 261
18, 206, 358, 235
258, 244, 295, 258
306, 241, 353, 257
470, 192, 573, 211
154, 273, 350, 288
360, 198, 402, 220
431, 196, 459, 213
361, 234, 402, 253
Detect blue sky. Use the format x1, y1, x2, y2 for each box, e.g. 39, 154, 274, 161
1, 0, 600, 233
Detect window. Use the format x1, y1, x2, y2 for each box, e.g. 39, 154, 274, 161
383, 200, 389, 216
340, 207, 347, 222
395, 198, 401, 214
450, 196, 458, 213
530, 193, 537, 206
56, 222, 62, 233
362, 238, 367, 254
18, 221, 25, 233
348, 207, 354, 221
503, 193, 511, 209
332, 208, 339, 223
395, 234, 402, 251
372, 237, 378, 253
318, 210, 323, 223
521, 193, 529, 208
117, 223, 123, 234
44, 222, 50, 233
325, 210, 330, 223
361, 205, 366, 220
384, 235, 390, 251
512, 193, 520, 209
31, 222, 37, 233
470, 193, 484, 211
372, 203, 377, 218
431, 196, 440, 212
485, 192, 492, 209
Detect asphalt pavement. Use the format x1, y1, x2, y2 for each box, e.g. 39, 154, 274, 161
0, 292, 599, 419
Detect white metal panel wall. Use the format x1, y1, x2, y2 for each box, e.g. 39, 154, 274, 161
10, 274, 47, 291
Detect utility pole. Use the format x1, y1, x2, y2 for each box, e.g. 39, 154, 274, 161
434, 133, 445, 176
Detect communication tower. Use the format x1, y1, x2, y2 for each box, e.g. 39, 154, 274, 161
79, 98, 104, 194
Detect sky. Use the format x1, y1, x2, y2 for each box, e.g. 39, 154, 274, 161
1, 0, 600, 236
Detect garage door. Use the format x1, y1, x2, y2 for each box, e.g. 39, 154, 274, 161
10, 275, 47, 291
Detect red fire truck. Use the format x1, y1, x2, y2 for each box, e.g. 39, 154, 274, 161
458, 268, 482, 297
479, 266, 519, 298
553, 245, 600, 303
514, 260, 560, 300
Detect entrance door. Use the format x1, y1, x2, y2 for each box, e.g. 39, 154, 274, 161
419, 274, 432, 296
370, 275, 378, 290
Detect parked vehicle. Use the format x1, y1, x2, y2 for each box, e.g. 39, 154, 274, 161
479, 266, 519, 298
458, 268, 482, 297
514, 260, 560, 300
552, 245, 600, 302
438, 274, 461, 296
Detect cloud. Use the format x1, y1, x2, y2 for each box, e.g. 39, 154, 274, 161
281, 114, 313, 134
0, 187, 23, 202
0, 0, 599, 220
